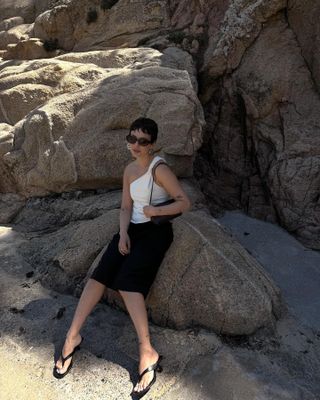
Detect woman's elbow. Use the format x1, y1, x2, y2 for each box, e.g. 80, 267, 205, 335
182, 197, 192, 213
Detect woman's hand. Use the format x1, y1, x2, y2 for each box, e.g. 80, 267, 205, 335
118, 232, 131, 255
143, 205, 157, 218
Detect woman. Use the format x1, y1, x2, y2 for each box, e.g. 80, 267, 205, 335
53, 117, 191, 398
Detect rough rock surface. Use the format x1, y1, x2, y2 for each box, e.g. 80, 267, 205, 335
0, 0, 70, 24
56, 47, 198, 91
0, 49, 204, 197
0, 0, 36, 24
0, 193, 26, 223
147, 210, 281, 334
0, 57, 108, 124
0, 16, 25, 32
194, 1, 320, 249
33, 0, 171, 52
0, 22, 33, 50
201, 0, 287, 80
234, 15, 320, 249
288, 0, 320, 93
3, 37, 59, 60
0, 122, 15, 192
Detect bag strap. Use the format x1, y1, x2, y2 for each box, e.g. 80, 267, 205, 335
149, 160, 168, 205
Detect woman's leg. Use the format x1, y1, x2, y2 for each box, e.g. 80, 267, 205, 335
119, 290, 160, 392
55, 278, 106, 373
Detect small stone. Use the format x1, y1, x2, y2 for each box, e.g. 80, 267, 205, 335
53, 306, 66, 320
18, 326, 26, 335
9, 307, 24, 314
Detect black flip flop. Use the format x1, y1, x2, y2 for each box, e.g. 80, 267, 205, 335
53, 336, 83, 379
132, 355, 163, 398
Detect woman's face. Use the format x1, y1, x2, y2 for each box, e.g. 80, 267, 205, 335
127, 129, 153, 158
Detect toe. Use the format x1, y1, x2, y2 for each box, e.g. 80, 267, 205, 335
55, 365, 64, 374
134, 382, 142, 393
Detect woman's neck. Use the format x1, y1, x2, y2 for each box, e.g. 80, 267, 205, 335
136, 154, 155, 169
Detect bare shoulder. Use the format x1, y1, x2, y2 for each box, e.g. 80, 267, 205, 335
155, 162, 175, 177
154, 162, 177, 186
124, 161, 136, 176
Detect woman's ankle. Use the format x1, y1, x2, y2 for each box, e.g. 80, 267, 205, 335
139, 343, 157, 355
66, 330, 80, 341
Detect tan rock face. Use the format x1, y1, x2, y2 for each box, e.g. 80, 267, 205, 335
54, 209, 120, 276
0, 0, 36, 24
288, 1, 320, 93
0, 49, 204, 196
201, 0, 287, 82
0, 123, 15, 192
0, 123, 13, 155
0, 0, 68, 24
0, 16, 25, 32
0, 23, 33, 50
57, 47, 199, 91
147, 211, 281, 335
194, 2, 320, 249
0, 58, 107, 124
34, 0, 171, 52
3, 38, 58, 60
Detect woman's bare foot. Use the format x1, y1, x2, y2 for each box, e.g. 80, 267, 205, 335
134, 346, 159, 393
55, 333, 82, 375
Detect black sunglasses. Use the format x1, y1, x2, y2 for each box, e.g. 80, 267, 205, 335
126, 134, 152, 146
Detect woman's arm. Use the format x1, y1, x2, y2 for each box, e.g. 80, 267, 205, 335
144, 164, 191, 218
119, 166, 133, 254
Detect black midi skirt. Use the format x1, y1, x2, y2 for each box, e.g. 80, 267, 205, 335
90, 221, 173, 298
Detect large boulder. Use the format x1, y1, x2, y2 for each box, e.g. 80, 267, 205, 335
34, 0, 171, 52
57, 47, 198, 91
0, 0, 36, 24
0, 0, 69, 24
0, 23, 33, 50
0, 16, 25, 32
0, 58, 108, 125
13, 193, 122, 292
3, 38, 59, 60
0, 48, 204, 197
147, 210, 281, 335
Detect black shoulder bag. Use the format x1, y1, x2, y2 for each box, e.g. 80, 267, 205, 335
149, 161, 182, 225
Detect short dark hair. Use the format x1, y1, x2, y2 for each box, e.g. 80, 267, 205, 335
129, 117, 158, 143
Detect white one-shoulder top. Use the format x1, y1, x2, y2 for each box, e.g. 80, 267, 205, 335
130, 156, 170, 224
